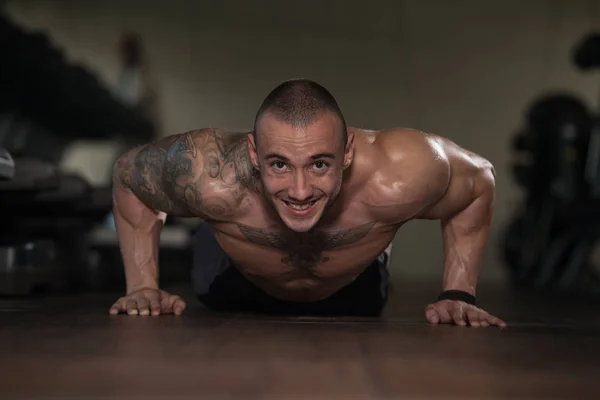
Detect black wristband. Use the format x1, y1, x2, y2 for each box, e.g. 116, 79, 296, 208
437, 290, 476, 306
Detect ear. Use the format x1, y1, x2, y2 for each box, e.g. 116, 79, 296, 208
343, 131, 355, 170
247, 133, 260, 169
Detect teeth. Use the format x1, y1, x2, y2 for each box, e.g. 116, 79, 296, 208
286, 201, 314, 210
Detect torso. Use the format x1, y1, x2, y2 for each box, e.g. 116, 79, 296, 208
195, 127, 434, 302
210, 198, 399, 302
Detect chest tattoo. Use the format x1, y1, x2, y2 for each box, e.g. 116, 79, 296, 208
235, 221, 377, 269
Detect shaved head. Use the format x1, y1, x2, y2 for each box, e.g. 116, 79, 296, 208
253, 79, 347, 143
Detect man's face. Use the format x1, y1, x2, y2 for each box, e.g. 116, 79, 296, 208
249, 112, 353, 232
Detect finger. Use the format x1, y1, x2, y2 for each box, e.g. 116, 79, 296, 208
137, 297, 150, 316
109, 298, 125, 315
125, 299, 139, 315
149, 298, 161, 316
452, 305, 467, 326
172, 296, 186, 316
435, 304, 454, 323
160, 294, 174, 314
466, 308, 481, 327
488, 315, 507, 328
425, 305, 440, 324
478, 311, 505, 327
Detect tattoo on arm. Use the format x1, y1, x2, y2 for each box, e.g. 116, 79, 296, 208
209, 130, 260, 190
115, 129, 259, 218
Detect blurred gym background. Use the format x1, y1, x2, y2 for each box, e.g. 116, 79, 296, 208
1, 0, 600, 297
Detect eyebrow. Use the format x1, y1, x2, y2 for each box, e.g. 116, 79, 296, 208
264, 153, 289, 161
264, 153, 336, 161
310, 153, 336, 160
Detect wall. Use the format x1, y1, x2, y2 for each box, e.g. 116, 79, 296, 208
4, 0, 600, 283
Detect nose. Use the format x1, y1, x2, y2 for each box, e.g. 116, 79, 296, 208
288, 170, 312, 202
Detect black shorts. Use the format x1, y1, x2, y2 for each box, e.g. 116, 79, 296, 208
190, 222, 391, 317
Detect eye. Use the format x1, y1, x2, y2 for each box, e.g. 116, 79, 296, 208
271, 161, 287, 172
312, 160, 329, 172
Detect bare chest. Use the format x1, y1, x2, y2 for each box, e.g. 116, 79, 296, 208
213, 217, 396, 290
203, 189, 400, 300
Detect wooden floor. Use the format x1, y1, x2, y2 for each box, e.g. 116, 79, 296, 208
1, 281, 599, 399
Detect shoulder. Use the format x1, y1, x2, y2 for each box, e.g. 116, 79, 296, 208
173, 128, 257, 187
378, 127, 450, 175
166, 128, 258, 221
364, 127, 451, 192
352, 127, 452, 221
180, 128, 250, 159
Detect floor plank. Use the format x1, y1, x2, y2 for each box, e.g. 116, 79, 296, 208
0, 282, 598, 399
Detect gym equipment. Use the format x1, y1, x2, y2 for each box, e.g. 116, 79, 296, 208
511, 93, 592, 198
573, 33, 600, 71
502, 32, 600, 294
0, 15, 156, 295
0, 147, 14, 180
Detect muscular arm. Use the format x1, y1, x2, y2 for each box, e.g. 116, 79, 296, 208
417, 137, 496, 296
114, 132, 200, 217
112, 128, 255, 293
368, 128, 501, 325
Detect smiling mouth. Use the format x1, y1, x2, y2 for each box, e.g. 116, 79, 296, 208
282, 199, 318, 213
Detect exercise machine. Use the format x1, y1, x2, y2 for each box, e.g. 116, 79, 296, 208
503, 32, 600, 294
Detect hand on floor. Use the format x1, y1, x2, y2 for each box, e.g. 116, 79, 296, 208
109, 288, 187, 316
425, 299, 506, 327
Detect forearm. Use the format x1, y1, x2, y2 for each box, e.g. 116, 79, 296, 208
113, 180, 164, 293
111, 138, 182, 293
440, 173, 495, 296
